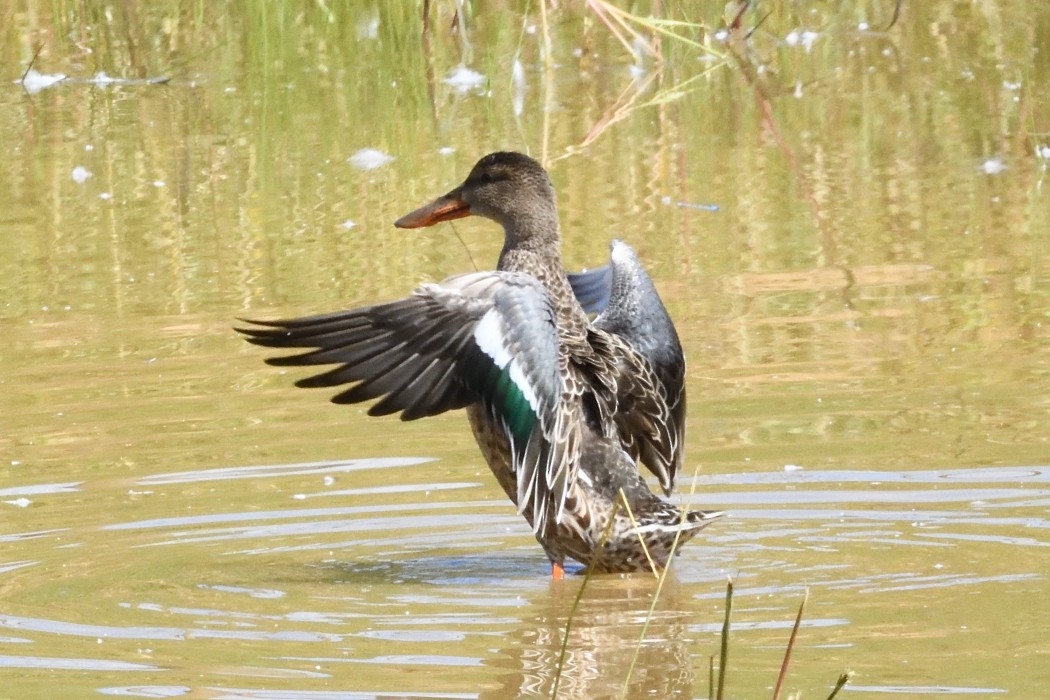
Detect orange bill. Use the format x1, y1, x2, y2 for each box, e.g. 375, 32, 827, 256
394, 191, 471, 229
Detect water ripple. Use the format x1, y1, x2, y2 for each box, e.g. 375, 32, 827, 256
105, 500, 500, 532
137, 457, 435, 486
0, 481, 81, 497
694, 466, 1050, 486
209, 689, 473, 699
97, 687, 191, 698
0, 654, 157, 671
0, 613, 342, 643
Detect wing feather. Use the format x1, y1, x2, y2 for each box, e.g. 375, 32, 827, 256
237, 270, 581, 534
573, 241, 686, 493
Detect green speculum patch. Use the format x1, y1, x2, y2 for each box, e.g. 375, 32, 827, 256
490, 364, 535, 443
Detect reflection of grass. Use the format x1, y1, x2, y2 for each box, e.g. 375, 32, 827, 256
530, 1, 731, 157
550, 497, 622, 698
553, 562, 853, 698
584, 0, 720, 58
620, 465, 705, 695
550, 484, 689, 697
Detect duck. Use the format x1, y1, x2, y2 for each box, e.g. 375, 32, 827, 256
238, 152, 723, 576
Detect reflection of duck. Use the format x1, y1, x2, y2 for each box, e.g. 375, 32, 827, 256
481, 575, 696, 698
240, 152, 722, 576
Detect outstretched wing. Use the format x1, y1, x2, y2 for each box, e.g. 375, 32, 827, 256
576, 241, 686, 494
237, 271, 581, 533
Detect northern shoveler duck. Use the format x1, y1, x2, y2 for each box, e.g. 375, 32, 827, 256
239, 152, 723, 576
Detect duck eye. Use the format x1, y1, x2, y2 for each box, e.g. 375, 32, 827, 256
473, 170, 503, 186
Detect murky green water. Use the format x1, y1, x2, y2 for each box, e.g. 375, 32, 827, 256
2, 2, 1049, 698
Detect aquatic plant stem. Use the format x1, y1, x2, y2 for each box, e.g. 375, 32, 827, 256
538, 0, 553, 165
887, 0, 904, 30
617, 488, 658, 576
21, 43, 45, 84
509, 2, 531, 147
717, 578, 733, 700
538, 0, 553, 67
826, 671, 853, 700
772, 589, 809, 700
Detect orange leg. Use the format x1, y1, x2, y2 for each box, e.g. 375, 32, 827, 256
551, 561, 565, 580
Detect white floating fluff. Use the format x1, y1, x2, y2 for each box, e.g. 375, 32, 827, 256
444, 65, 486, 94
348, 148, 395, 171
980, 159, 1006, 175
19, 69, 66, 94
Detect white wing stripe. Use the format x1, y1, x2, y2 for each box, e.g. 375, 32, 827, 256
472, 310, 542, 413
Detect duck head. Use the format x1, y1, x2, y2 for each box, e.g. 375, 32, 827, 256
395, 152, 559, 245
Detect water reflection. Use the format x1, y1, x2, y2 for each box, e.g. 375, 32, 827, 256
484, 576, 697, 699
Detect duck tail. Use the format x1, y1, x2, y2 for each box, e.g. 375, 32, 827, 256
684, 508, 726, 530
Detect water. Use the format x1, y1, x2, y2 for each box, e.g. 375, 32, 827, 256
2, 2, 1049, 698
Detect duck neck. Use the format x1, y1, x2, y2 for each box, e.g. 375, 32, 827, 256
497, 219, 589, 336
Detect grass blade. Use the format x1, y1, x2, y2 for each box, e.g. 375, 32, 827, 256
617, 488, 658, 577
826, 671, 853, 700
717, 578, 733, 700
772, 589, 809, 700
